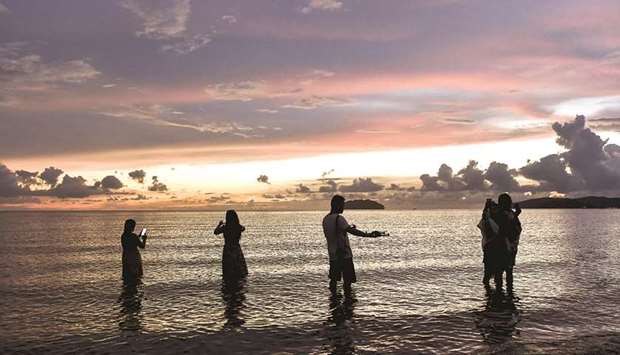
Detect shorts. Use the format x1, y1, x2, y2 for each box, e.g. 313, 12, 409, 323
329, 256, 357, 283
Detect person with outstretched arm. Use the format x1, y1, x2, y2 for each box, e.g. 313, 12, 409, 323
322, 195, 384, 296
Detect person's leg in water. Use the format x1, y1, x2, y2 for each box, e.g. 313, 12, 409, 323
483, 263, 492, 286
493, 268, 504, 290
506, 267, 514, 291
329, 279, 338, 293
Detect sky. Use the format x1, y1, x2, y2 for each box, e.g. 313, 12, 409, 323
1, 0, 619, 210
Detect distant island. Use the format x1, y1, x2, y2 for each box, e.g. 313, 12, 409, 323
345, 199, 385, 210
518, 196, 620, 209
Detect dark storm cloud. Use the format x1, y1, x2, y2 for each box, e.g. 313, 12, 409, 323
484, 162, 520, 192
148, 176, 168, 192
519, 115, 620, 192
421, 162, 484, 191
128, 169, 147, 183
519, 154, 582, 192
0, 163, 26, 197
552, 115, 620, 190
1, 163, 133, 199
339, 177, 383, 192
51, 175, 100, 198
15, 169, 39, 187
257, 174, 270, 184
40, 167, 63, 187
100, 175, 124, 190
418, 116, 620, 195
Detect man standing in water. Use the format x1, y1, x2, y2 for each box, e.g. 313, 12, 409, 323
323, 195, 383, 296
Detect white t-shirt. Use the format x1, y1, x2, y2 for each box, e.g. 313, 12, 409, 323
322, 213, 352, 261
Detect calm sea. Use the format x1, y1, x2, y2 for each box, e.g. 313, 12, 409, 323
1, 210, 619, 354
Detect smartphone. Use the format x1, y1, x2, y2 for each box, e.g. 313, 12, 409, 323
140, 228, 147, 237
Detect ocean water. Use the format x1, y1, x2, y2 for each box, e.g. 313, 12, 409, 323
1, 210, 619, 354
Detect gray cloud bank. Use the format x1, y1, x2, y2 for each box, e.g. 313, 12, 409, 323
0, 165, 127, 198
420, 116, 620, 194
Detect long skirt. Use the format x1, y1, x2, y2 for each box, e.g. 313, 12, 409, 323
222, 244, 248, 279
122, 250, 143, 284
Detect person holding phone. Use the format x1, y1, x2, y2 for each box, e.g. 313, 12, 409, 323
214, 210, 248, 279
121, 219, 147, 285
322, 195, 383, 296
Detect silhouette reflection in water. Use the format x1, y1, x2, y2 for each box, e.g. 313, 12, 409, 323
475, 288, 521, 350
117, 283, 145, 332
221, 277, 247, 330
323, 288, 357, 354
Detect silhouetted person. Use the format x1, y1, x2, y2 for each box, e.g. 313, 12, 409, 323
495, 194, 522, 291
214, 210, 248, 279
121, 219, 147, 285
323, 195, 382, 296
479, 194, 521, 290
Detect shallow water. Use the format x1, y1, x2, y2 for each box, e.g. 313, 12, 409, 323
1, 210, 619, 354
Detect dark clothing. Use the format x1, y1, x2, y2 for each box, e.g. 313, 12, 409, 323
215, 224, 248, 279
122, 232, 145, 284
328, 250, 357, 284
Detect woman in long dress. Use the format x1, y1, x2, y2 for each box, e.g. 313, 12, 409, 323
214, 210, 248, 279
121, 219, 147, 285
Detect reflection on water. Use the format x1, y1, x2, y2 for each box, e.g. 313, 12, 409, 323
1, 210, 619, 353
221, 278, 247, 330
323, 290, 357, 354
118, 283, 144, 332
475, 288, 520, 351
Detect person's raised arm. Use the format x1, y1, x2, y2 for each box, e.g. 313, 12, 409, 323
214, 220, 225, 235
346, 225, 371, 238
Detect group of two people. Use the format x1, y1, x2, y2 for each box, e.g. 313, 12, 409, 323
478, 193, 522, 291
120, 210, 249, 285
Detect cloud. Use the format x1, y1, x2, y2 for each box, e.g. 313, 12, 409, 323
321, 169, 335, 178
318, 179, 338, 192
295, 183, 311, 193
0, 164, 25, 197
420, 174, 442, 191
457, 161, 487, 191
0, 2, 9, 14
160, 33, 212, 54
122, 0, 191, 40
100, 175, 124, 190
207, 194, 230, 203
15, 170, 39, 187
518, 115, 620, 192
128, 169, 147, 183
52, 175, 100, 198
263, 193, 286, 200
257, 174, 270, 184
282, 95, 349, 110
39, 167, 64, 187
552, 115, 620, 190
256, 108, 279, 114
204, 81, 267, 102
339, 177, 383, 192
148, 176, 168, 192
0, 46, 100, 106
484, 161, 521, 192
221, 15, 237, 24
302, 0, 344, 14
520, 154, 581, 192
99, 104, 257, 135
